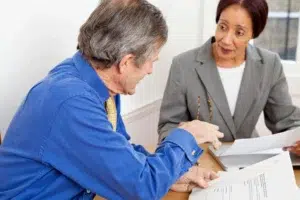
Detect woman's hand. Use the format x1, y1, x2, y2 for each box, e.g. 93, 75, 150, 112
284, 141, 300, 156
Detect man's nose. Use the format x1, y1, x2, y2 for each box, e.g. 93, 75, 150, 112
147, 66, 153, 75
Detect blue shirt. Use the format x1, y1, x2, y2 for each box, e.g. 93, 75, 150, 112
0, 52, 203, 200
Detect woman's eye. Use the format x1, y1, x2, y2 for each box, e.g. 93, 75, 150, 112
219, 24, 226, 31
237, 30, 245, 36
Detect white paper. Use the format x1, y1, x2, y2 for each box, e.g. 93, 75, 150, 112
191, 174, 269, 200
221, 128, 300, 156
249, 148, 284, 154
189, 152, 299, 200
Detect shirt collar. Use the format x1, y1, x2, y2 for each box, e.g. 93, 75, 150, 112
72, 51, 110, 101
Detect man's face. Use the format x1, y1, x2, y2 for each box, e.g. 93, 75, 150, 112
119, 51, 159, 95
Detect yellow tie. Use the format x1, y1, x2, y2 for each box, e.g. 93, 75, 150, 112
105, 97, 117, 131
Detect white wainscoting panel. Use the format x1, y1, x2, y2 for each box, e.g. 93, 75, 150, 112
123, 100, 162, 147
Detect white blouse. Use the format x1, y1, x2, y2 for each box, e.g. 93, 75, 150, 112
217, 62, 245, 115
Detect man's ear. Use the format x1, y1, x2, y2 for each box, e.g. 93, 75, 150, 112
118, 54, 135, 74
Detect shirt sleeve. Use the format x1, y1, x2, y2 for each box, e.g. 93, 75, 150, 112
131, 144, 151, 156
42, 93, 203, 200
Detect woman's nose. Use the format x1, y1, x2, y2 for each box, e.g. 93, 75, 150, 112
222, 33, 233, 45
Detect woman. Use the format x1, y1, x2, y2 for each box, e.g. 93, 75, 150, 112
158, 0, 300, 155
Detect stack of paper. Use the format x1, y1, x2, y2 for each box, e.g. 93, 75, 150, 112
189, 152, 299, 200
221, 128, 300, 156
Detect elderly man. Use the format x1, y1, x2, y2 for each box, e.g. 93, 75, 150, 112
0, 0, 223, 199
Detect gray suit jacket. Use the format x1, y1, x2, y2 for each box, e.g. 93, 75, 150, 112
158, 37, 300, 142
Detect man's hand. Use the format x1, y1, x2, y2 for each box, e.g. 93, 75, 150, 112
170, 165, 218, 192
284, 141, 300, 156
179, 120, 224, 149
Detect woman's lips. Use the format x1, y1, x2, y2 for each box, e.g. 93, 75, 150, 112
220, 46, 233, 55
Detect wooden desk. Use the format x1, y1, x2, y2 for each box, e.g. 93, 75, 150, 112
95, 144, 300, 200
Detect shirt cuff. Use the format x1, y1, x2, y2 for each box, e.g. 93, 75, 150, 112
161, 128, 203, 164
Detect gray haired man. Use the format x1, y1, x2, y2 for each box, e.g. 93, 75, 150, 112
0, 0, 223, 199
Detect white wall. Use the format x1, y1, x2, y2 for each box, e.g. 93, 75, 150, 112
0, 0, 204, 137
0, 0, 99, 136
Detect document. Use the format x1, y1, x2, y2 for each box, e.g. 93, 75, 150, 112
191, 173, 269, 200
189, 152, 299, 200
221, 127, 300, 156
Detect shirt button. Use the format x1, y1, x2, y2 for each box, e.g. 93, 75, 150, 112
86, 190, 91, 194
192, 150, 196, 156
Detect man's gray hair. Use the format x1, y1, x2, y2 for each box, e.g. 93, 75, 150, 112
77, 0, 168, 68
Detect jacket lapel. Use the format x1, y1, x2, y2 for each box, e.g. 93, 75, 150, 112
195, 38, 236, 138
233, 45, 263, 133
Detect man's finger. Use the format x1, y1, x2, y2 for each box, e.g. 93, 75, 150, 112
202, 170, 218, 182
171, 183, 196, 192
170, 184, 186, 192
202, 122, 219, 130
209, 130, 224, 141
215, 131, 224, 138
212, 140, 222, 150
179, 122, 187, 126
192, 178, 208, 189
187, 183, 198, 191
176, 174, 189, 184
197, 135, 221, 147
208, 171, 219, 180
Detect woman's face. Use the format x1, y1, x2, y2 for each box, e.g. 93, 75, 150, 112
214, 4, 253, 61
